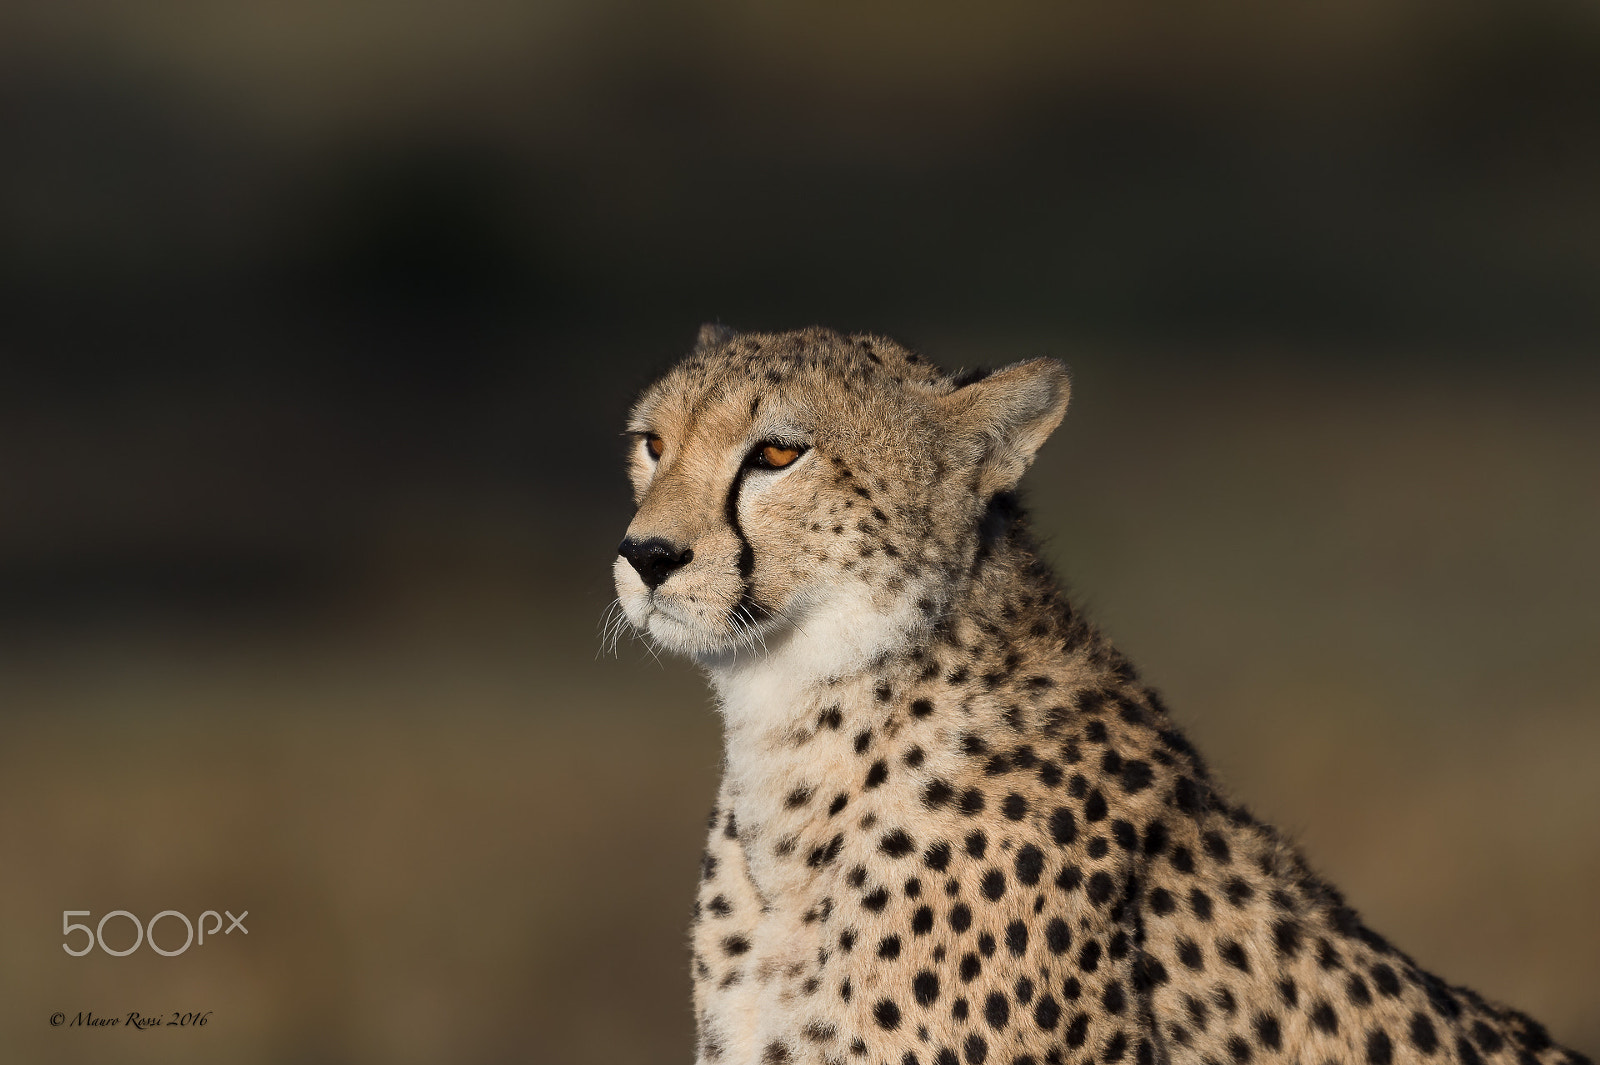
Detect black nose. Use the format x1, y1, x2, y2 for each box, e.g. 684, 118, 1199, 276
618, 536, 694, 590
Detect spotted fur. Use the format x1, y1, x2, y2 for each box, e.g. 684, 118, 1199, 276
612, 326, 1590, 1065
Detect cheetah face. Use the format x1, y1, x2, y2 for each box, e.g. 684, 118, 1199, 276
613, 327, 1069, 671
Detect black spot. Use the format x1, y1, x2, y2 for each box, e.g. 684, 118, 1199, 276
1048, 807, 1077, 845
1105, 1031, 1130, 1063
963, 1033, 988, 1065
1077, 940, 1101, 972
1120, 759, 1154, 793
1177, 938, 1203, 970
1149, 888, 1176, 915
840, 929, 857, 952
1272, 917, 1302, 958
1142, 819, 1170, 856
1174, 776, 1208, 815
818, 707, 843, 730
807, 833, 845, 867
912, 905, 934, 935
722, 935, 750, 956
978, 932, 996, 956
879, 935, 902, 960
1034, 994, 1060, 1030
1170, 846, 1195, 874
1227, 1035, 1252, 1064
1311, 1000, 1339, 1035
1346, 972, 1372, 1006
1084, 789, 1108, 822
829, 793, 849, 816
1102, 981, 1126, 1014
764, 1041, 791, 1064
1002, 793, 1029, 820
1087, 871, 1115, 905
1044, 918, 1071, 954
959, 953, 982, 982
1038, 761, 1063, 787
865, 760, 889, 788
981, 869, 1006, 901
1005, 920, 1028, 956
1225, 877, 1254, 906
784, 786, 813, 808
913, 970, 940, 1006
1278, 978, 1298, 1008
1202, 831, 1231, 864
1065, 1013, 1088, 1048
1015, 844, 1044, 886
965, 831, 988, 859
1457, 1037, 1485, 1065
1408, 1012, 1436, 1053
924, 842, 952, 871
1371, 963, 1401, 997
950, 904, 972, 933
1367, 1029, 1394, 1065
984, 992, 1010, 1030
875, 999, 902, 1030
905, 747, 926, 768
1219, 940, 1250, 973
1472, 1022, 1504, 1055
959, 789, 986, 815
1111, 820, 1138, 852
1132, 953, 1169, 990
1189, 889, 1213, 921
923, 781, 955, 809
853, 729, 873, 754
1254, 1013, 1282, 1051
863, 889, 890, 912
1055, 864, 1083, 892
911, 699, 935, 718
1086, 837, 1109, 859
881, 830, 915, 858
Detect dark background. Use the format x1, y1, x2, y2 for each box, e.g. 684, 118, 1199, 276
1, 2, 1597, 1062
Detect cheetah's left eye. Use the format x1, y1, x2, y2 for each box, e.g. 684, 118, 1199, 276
751, 442, 805, 470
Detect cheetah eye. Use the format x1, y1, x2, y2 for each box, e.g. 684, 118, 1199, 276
750, 442, 805, 470
644, 434, 666, 460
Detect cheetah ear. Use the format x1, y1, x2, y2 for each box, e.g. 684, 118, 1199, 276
694, 322, 739, 352
938, 358, 1070, 496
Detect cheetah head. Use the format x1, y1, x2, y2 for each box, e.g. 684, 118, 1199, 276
613, 325, 1069, 677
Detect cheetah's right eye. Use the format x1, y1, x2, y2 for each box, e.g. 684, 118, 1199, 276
645, 434, 665, 460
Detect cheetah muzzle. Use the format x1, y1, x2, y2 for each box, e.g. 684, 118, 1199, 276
612, 325, 1590, 1065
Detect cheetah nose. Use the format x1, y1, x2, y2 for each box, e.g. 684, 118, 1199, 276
618, 536, 694, 590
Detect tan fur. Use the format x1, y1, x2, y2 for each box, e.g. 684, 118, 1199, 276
612, 327, 1588, 1065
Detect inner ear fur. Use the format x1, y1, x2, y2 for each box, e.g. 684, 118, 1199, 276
937, 358, 1071, 496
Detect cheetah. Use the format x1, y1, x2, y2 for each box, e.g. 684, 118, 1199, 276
611, 325, 1591, 1065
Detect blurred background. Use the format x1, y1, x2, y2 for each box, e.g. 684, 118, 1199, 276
1, 1, 1597, 1061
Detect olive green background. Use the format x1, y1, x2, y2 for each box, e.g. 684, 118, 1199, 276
1, 3, 1597, 1062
